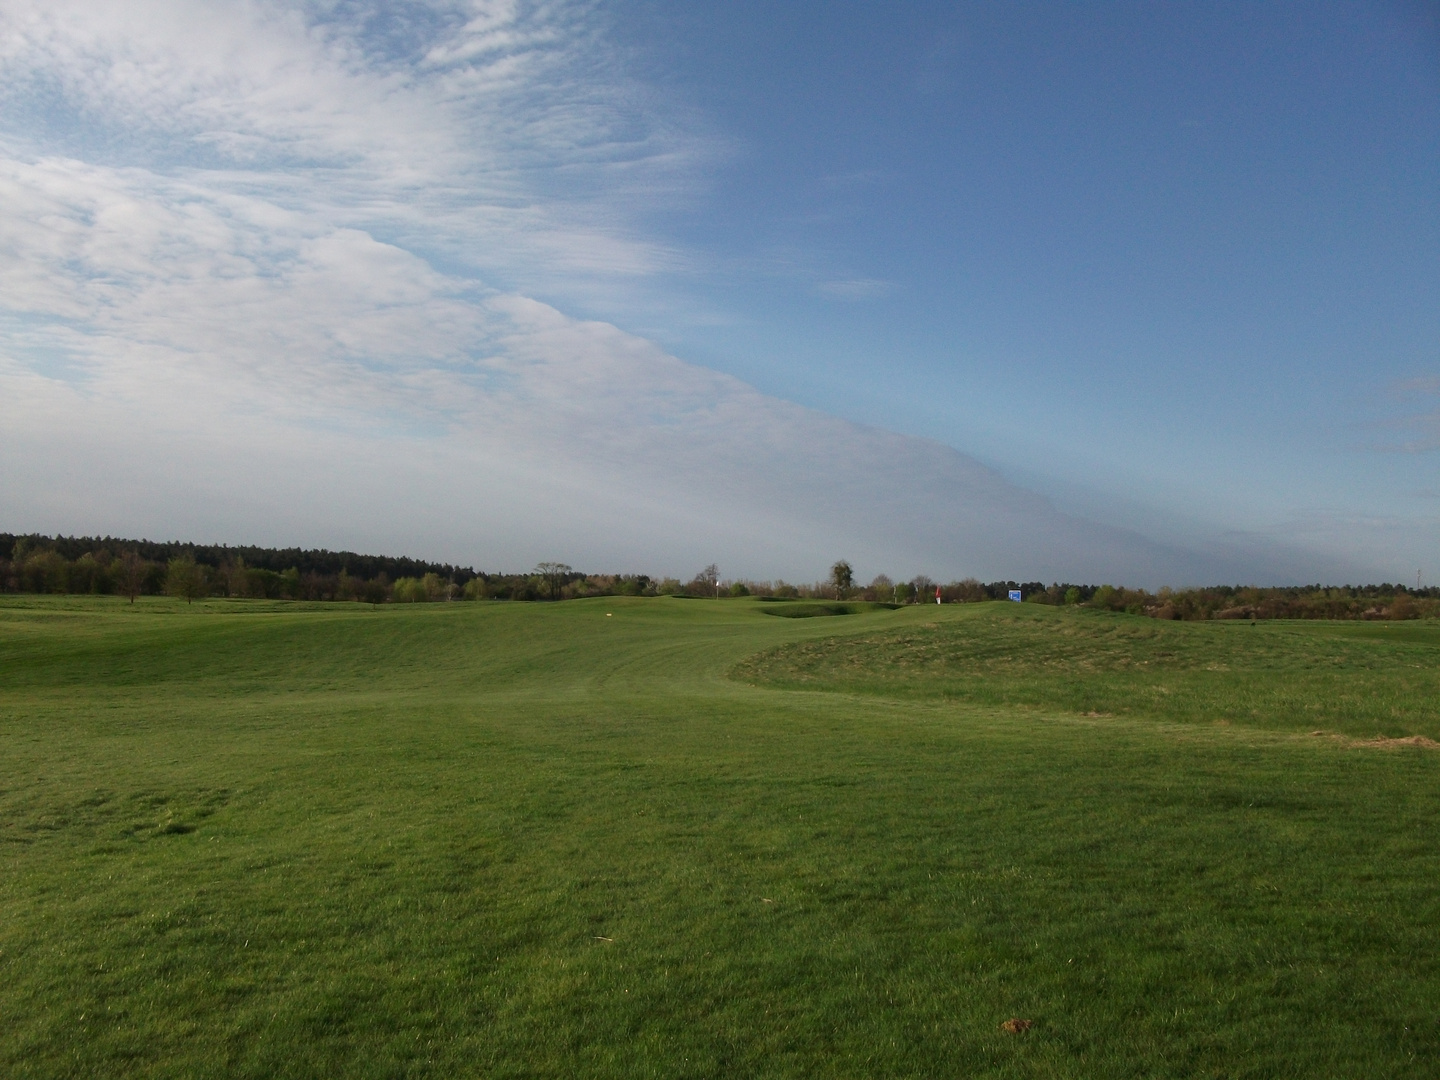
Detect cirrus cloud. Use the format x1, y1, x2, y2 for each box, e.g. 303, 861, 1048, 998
0, 1, 1376, 584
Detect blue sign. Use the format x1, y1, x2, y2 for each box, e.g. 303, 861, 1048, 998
1008, 590, 1022, 602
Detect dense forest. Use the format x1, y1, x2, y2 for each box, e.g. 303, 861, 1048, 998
0, 534, 1435, 619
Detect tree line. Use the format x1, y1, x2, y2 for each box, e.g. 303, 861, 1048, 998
0, 536, 653, 604
811, 561, 1438, 620
0, 534, 1434, 619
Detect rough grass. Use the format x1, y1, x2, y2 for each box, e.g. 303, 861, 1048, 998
2, 595, 1438, 1078
735, 602, 1440, 739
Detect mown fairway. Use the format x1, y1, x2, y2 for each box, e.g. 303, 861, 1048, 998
2, 597, 1437, 1078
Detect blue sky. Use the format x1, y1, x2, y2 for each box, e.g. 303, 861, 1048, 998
1, 1, 1436, 584
599, 1, 1440, 545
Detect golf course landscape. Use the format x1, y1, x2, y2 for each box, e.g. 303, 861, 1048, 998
2, 595, 1437, 1077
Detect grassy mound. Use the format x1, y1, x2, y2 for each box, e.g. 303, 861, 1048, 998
735, 601, 1440, 738
2, 596, 1438, 1077
761, 601, 857, 617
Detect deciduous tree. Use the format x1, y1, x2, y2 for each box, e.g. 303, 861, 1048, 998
165, 555, 207, 604
534, 562, 572, 601
361, 574, 391, 607
118, 551, 146, 603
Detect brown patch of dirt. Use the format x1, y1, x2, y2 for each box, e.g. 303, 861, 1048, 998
1307, 731, 1439, 750
1359, 734, 1440, 750
999, 1018, 1033, 1034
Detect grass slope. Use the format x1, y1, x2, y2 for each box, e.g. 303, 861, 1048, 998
2, 596, 1437, 1078
737, 602, 1440, 739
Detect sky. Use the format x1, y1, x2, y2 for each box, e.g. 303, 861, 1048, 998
1, 0, 1436, 586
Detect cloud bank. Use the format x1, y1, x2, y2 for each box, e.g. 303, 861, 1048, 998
0, 1, 1373, 584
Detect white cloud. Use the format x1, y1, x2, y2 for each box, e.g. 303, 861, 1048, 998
0, 1, 1381, 583
0, 0, 698, 282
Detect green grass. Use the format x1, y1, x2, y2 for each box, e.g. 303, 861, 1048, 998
2, 595, 1438, 1078
759, 602, 896, 618
737, 602, 1440, 739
